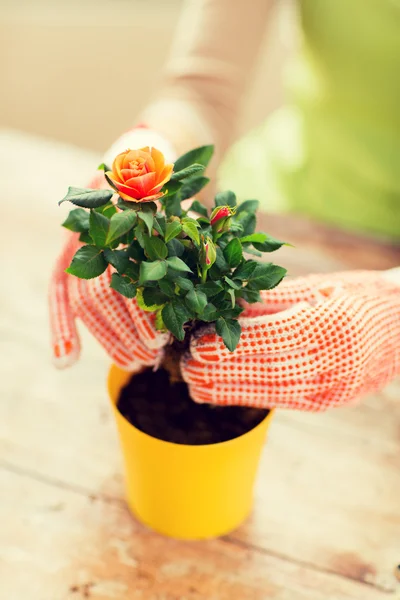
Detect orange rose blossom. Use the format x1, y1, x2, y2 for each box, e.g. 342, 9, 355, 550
106, 147, 174, 203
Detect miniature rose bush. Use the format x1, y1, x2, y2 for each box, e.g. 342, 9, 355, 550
59, 145, 288, 352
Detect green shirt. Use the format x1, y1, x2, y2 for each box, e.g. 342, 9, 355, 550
220, 0, 400, 240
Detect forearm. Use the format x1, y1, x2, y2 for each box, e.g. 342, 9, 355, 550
140, 0, 274, 168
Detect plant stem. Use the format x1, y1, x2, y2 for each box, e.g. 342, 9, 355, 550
201, 267, 208, 283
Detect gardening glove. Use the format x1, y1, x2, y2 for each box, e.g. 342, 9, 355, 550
49, 127, 174, 370
182, 269, 400, 411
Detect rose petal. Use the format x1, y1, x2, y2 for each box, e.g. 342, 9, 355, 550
150, 146, 166, 172
118, 189, 164, 203
121, 168, 145, 182
143, 155, 155, 173
113, 180, 141, 200
112, 152, 127, 181
123, 149, 140, 166
125, 172, 156, 196
155, 163, 174, 186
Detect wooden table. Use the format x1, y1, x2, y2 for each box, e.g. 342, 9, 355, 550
1, 129, 400, 600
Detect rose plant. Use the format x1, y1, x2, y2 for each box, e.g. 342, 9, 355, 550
60, 144, 288, 368
57, 143, 290, 539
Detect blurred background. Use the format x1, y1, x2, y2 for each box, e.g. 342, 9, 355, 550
0, 0, 294, 152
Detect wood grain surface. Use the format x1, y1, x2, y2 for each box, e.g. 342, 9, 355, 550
1, 130, 400, 599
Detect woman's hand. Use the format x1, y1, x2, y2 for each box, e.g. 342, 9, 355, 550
182, 270, 400, 411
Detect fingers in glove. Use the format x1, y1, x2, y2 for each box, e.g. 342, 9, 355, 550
49, 233, 81, 368
69, 276, 139, 370
183, 352, 358, 411
190, 302, 313, 364
248, 270, 398, 318
86, 270, 159, 366
124, 297, 170, 350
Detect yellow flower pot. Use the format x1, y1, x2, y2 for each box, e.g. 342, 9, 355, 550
108, 364, 274, 540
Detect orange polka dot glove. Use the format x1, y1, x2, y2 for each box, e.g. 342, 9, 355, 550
49, 128, 174, 370
182, 269, 400, 411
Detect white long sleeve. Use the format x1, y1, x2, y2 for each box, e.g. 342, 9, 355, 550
141, 0, 274, 168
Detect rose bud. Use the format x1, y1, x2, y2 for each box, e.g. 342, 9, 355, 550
200, 236, 217, 269
210, 205, 235, 233
106, 147, 173, 203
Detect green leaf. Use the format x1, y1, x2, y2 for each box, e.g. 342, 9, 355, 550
136, 288, 160, 312
167, 239, 185, 257
214, 190, 236, 207
117, 198, 139, 211
171, 164, 205, 182
127, 240, 146, 261
179, 176, 210, 201
103, 249, 130, 273
230, 221, 244, 235
190, 200, 208, 218
242, 245, 262, 257
110, 273, 137, 298
215, 317, 242, 352
124, 261, 140, 281
173, 145, 214, 172
236, 199, 259, 214
232, 260, 258, 281
143, 287, 168, 307
201, 303, 219, 322
224, 276, 242, 290
162, 300, 191, 341
185, 288, 207, 314
182, 218, 200, 245
158, 279, 176, 297
65, 245, 107, 279
165, 194, 182, 218
106, 210, 137, 245
248, 263, 287, 291
152, 219, 164, 237
197, 217, 211, 230
98, 162, 111, 172
215, 247, 229, 271
139, 260, 167, 284
182, 216, 200, 228
162, 180, 182, 198
241, 289, 262, 303
62, 208, 90, 233
79, 231, 92, 244
59, 187, 113, 208
220, 304, 244, 319
223, 238, 243, 267
240, 233, 268, 244
166, 256, 192, 273
238, 212, 256, 236
240, 232, 286, 252
155, 309, 166, 331
144, 236, 168, 260
137, 210, 154, 235
96, 202, 117, 219
165, 220, 182, 243
154, 215, 166, 235
142, 201, 158, 213
89, 210, 110, 247
135, 225, 146, 249
197, 281, 223, 296
175, 277, 194, 291
227, 288, 236, 308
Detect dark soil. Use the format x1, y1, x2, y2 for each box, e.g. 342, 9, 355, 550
117, 367, 269, 445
